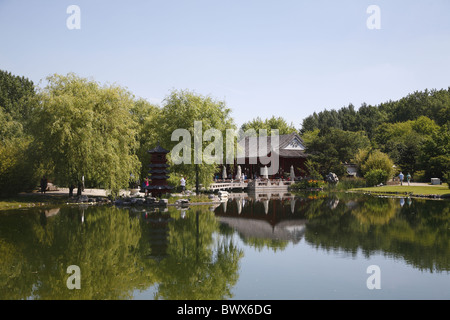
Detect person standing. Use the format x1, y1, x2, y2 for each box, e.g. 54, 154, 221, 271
144, 177, 149, 196
180, 177, 186, 193
406, 173, 411, 186
40, 176, 48, 194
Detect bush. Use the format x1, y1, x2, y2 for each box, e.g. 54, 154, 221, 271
0, 138, 39, 196
413, 170, 427, 182
444, 172, 450, 189
291, 179, 325, 190
364, 169, 389, 187
360, 150, 394, 177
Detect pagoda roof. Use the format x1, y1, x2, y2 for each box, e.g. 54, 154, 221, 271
149, 175, 170, 179
149, 169, 171, 174
145, 185, 174, 190
149, 163, 170, 168
148, 145, 170, 154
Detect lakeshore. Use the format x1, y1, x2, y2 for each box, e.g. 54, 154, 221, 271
349, 182, 450, 199
1, 181, 449, 212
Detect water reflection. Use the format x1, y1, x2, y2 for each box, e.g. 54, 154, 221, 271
0, 205, 243, 300
0, 192, 448, 300
217, 193, 450, 273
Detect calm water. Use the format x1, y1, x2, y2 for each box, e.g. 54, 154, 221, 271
0, 193, 449, 300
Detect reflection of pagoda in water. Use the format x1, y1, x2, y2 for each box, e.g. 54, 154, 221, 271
214, 195, 308, 243
141, 210, 171, 261
145, 144, 174, 198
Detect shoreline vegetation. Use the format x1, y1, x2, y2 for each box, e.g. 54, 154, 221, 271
348, 184, 450, 199
1, 182, 448, 212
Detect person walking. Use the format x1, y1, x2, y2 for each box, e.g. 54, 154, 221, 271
407, 173, 411, 186
399, 172, 404, 186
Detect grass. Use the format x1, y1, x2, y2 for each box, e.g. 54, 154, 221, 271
0, 193, 70, 211
350, 183, 450, 197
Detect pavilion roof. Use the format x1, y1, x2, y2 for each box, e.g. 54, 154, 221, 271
236, 132, 308, 159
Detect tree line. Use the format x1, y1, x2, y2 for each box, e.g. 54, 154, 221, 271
0, 70, 235, 196
296, 89, 450, 185
1, 69, 449, 196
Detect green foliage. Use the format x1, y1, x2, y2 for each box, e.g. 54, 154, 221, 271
0, 70, 39, 195
0, 69, 36, 124
130, 98, 161, 181
302, 128, 370, 177
0, 138, 38, 195
364, 169, 389, 187
241, 116, 297, 135
412, 170, 427, 183
323, 176, 367, 191
300, 88, 450, 183
301, 159, 322, 180
30, 73, 140, 197
157, 89, 235, 188
357, 149, 394, 178
443, 172, 450, 189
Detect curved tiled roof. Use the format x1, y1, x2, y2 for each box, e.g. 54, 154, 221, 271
236, 132, 308, 159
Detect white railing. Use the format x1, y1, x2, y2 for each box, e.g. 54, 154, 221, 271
209, 179, 295, 191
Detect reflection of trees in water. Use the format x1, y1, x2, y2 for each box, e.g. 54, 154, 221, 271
148, 206, 243, 300
0, 206, 152, 299
0, 196, 448, 299
0, 205, 243, 300
304, 195, 450, 272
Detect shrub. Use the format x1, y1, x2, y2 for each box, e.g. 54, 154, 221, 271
0, 138, 39, 196
443, 172, 450, 189
360, 150, 394, 177
291, 179, 325, 190
413, 170, 427, 182
364, 169, 389, 187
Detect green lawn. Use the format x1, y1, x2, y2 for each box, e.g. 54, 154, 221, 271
0, 194, 69, 211
350, 184, 450, 197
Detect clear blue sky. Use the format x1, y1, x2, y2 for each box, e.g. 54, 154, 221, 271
1, 0, 450, 128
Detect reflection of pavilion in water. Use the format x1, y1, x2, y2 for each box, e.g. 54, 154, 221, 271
213, 192, 308, 244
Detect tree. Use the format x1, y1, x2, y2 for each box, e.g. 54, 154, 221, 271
130, 98, 161, 182
157, 89, 235, 189
30, 73, 140, 197
303, 128, 370, 177
355, 149, 395, 178
0, 69, 36, 124
0, 70, 38, 195
241, 116, 297, 136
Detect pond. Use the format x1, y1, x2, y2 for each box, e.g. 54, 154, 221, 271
0, 192, 449, 300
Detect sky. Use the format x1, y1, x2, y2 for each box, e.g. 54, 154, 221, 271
1, 0, 450, 128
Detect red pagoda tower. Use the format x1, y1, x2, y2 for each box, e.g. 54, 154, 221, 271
145, 144, 174, 198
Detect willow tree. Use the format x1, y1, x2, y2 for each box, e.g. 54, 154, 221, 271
31, 73, 140, 197
241, 116, 297, 136
157, 89, 235, 189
